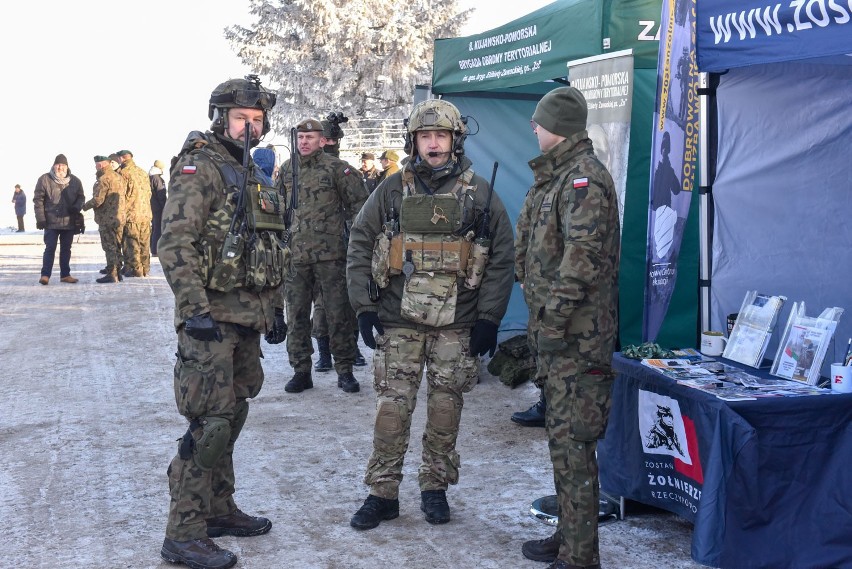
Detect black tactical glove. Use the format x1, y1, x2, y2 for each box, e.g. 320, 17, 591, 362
470, 319, 499, 358
265, 308, 287, 345
36, 220, 45, 230
184, 313, 223, 342
358, 311, 385, 349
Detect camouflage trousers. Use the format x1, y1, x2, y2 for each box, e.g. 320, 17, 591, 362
285, 260, 356, 373
365, 327, 478, 499
98, 224, 123, 274
540, 350, 615, 567
139, 220, 151, 273
165, 324, 264, 541
311, 281, 358, 344
122, 221, 148, 273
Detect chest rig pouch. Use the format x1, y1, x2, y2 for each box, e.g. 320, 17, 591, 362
191, 142, 290, 293
394, 169, 475, 327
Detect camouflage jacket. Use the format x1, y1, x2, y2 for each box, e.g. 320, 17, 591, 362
278, 148, 368, 265
348, 155, 515, 330
516, 132, 620, 365
83, 168, 126, 228
158, 131, 283, 332
120, 158, 152, 224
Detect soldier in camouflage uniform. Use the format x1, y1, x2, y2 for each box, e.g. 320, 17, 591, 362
278, 118, 369, 394
117, 149, 153, 277
157, 76, 288, 569
83, 155, 126, 283
347, 99, 514, 529
516, 87, 620, 569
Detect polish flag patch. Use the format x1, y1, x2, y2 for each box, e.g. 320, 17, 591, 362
181, 165, 197, 175
343, 167, 352, 175
573, 177, 589, 188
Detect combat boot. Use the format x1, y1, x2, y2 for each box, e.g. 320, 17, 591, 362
96, 273, 120, 283
522, 530, 561, 562
206, 508, 272, 537
337, 372, 360, 393
420, 490, 451, 524
350, 495, 399, 530
160, 537, 236, 569
354, 346, 367, 367
99, 267, 109, 274
511, 390, 546, 428
313, 336, 332, 372
285, 371, 313, 393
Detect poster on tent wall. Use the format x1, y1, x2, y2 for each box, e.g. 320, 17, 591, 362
642, 0, 699, 342
567, 50, 634, 229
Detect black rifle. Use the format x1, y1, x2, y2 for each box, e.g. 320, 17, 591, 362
477, 162, 498, 243
283, 127, 299, 244
221, 120, 253, 259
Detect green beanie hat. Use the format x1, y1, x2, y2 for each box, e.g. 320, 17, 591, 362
532, 86, 588, 139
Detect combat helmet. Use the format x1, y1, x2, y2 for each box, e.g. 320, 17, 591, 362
403, 99, 467, 158
208, 74, 277, 138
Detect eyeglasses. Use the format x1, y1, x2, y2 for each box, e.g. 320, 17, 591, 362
530, 120, 538, 132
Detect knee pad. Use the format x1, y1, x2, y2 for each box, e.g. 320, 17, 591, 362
193, 417, 231, 470
230, 400, 249, 445
427, 392, 461, 431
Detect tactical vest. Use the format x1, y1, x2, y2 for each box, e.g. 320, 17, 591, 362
187, 139, 290, 293
371, 166, 491, 327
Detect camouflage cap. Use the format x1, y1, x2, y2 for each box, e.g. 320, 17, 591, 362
296, 119, 324, 133
379, 150, 399, 162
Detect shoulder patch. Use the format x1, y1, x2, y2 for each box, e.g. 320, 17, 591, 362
181, 165, 197, 175
343, 167, 352, 176
573, 177, 589, 188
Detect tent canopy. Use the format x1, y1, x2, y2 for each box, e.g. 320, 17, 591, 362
696, 0, 852, 374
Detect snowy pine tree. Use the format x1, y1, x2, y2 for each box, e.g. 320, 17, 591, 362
224, 0, 471, 132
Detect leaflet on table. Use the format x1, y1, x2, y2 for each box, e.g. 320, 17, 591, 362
723, 291, 786, 368
770, 303, 843, 386
641, 359, 715, 379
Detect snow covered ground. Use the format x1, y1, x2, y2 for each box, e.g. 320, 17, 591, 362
0, 230, 710, 569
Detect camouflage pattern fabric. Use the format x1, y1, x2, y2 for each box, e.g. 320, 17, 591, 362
347, 155, 515, 332
285, 260, 356, 373
278, 147, 366, 371
120, 159, 153, 273
365, 327, 478, 498
310, 280, 328, 338
165, 325, 264, 540
160, 130, 283, 542
98, 225, 123, 275
515, 131, 620, 567
278, 148, 368, 265
486, 334, 536, 388
83, 168, 125, 228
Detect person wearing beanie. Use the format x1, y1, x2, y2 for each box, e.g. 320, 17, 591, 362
359, 152, 380, 193
376, 149, 400, 185
148, 160, 168, 256
517, 86, 620, 569
33, 153, 85, 284
83, 155, 126, 283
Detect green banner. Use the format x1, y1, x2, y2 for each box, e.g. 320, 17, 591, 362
433, 0, 664, 94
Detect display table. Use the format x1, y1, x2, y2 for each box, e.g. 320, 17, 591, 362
598, 353, 852, 569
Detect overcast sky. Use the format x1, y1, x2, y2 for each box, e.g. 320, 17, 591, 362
0, 0, 554, 230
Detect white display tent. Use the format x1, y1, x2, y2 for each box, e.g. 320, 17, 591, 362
696, 2, 852, 372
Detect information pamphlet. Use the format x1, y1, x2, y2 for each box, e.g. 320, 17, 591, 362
723, 291, 786, 368
770, 303, 843, 385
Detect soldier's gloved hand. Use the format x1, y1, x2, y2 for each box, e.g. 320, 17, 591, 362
470, 319, 498, 357
184, 313, 223, 342
265, 308, 287, 345
36, 220, 45, 230
358, 311, 384, 349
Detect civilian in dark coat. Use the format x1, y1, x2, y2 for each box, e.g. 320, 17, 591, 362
148, 160, 168, 255
33, 154, 85, 284
12, 184, 26, 231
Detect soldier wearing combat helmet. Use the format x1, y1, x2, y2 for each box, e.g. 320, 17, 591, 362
347, 99, 514, 529
158, 75, 288, 569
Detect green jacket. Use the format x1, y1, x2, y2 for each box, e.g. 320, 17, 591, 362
347, 155, 515, 330
516, 132, 620, 366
